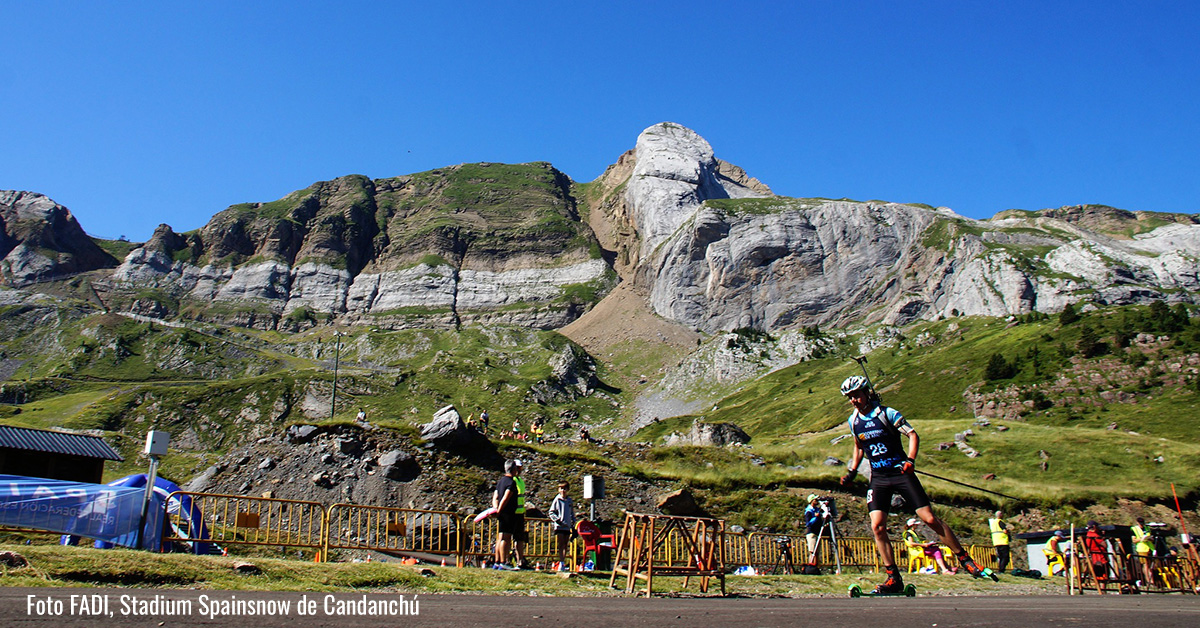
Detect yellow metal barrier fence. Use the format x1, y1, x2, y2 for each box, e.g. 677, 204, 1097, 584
462, 516, 565, 567
164, 491, 326, 553
160, 489, 1000, 572
723, 533, 751, 567
324, 503, 460, 564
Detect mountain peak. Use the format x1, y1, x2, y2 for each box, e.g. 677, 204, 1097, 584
627, 122, 772, 254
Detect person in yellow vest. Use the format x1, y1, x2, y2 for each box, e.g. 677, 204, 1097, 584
904, 518, 955, 574
1131, 517, 1154, 586
492, 458, 529, 569
1043, 530, 1068, 576
513, 464, 529, 568
989, 511, 1011, 573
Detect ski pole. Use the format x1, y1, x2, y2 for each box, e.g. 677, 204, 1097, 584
914, 469, 1021, 502
851, 355, 883, 405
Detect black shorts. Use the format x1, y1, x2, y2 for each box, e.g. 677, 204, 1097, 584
497, 512, 526, 540
866, 472, 930, 514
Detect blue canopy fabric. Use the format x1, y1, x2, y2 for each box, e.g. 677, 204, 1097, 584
1, 473, 211, 553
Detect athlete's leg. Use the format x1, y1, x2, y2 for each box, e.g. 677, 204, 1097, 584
870, 509, 897, 566
914, 505, 967, 555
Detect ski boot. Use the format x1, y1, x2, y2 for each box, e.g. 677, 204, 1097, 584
872, 565, 905, 595
958, 552, 999, 581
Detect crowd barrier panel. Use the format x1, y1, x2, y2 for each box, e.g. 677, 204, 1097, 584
723, 533, 750, 567
324, 503, 460, 564
163, 491, 326, 554
461, 515, 564, 568
155, 490, 1002, 574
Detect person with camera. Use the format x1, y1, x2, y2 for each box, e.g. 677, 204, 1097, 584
804, 494, 824, 557
837, 375, 993, 594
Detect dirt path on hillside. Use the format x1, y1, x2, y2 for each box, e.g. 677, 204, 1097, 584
560, 282, 700, 356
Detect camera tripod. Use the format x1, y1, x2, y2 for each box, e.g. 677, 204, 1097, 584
808, 513, 843, 575
769, 537, 795, 575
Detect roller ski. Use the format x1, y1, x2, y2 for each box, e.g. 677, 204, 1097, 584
850, 566, 916, 597
848, 583, 917, 597
958, 553, 999, 582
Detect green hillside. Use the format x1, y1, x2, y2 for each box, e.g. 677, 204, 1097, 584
1, 295, 1197, 534
632, 302, 1200, 506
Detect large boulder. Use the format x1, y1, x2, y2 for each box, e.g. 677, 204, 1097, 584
664, 420, 750, 447
420, 405, 472, 447
656, 488, 705, 517
378, 449, 421, 482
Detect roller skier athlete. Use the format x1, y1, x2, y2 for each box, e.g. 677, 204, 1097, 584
838, 375, 997, 595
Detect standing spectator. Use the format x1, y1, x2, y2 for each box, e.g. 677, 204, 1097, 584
1084, 520, 1110, 581
989, 510, 1011, 573
531, 420, 546, 444
480, 410, 490, 434
549, 481, 576, 571
492, 459, 525, 568
1131, 517, 1154, 585
804, 494, 823, 558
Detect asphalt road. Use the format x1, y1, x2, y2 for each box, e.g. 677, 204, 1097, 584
4, 588, 1200, 628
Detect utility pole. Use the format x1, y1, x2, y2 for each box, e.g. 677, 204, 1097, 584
330, 331, 344, 420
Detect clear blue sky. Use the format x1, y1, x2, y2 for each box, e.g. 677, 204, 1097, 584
3, 1, 1197, 241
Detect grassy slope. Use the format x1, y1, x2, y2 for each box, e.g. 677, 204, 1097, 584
631, 306, 1200, 507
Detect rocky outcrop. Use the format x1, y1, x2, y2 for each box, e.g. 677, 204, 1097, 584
102, 164, 612, 330
634, 189, 1200, 333
420, 405, 476, 448
626, 123, 772, 256
0, 191, 117, 285
665, 420, 750, 447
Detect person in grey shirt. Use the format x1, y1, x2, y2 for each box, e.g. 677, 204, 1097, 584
549, 481, 576, 571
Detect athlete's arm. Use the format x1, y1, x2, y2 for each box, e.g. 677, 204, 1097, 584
906, 429, 919, 463
848, 438, 864, 473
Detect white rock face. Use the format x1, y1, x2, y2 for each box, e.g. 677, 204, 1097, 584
626, 123, 770, 255
456, 260, 609, 309
113, 252, 610, 329
620, 125, 1200, 332
639, 194, 1200, 332
643, 200, 938, 331
284, 263, 352, 315
349, 264, 457, 313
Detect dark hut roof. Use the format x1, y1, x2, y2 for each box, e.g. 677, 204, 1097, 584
0, 425, 123, 461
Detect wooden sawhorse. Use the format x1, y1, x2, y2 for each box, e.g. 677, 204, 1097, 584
608, 512, 726, 597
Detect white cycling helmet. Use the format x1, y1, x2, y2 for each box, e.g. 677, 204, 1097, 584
840, 375, 869, 396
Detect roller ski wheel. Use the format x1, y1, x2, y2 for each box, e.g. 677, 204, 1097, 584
848, 583, 916, 597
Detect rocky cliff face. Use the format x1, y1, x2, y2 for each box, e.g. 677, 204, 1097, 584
4, 124, 1198, 335
0, 191, 117, 286
105, 163, 613, 330
625, 122, 772, 256
613, 124, 1199, 333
